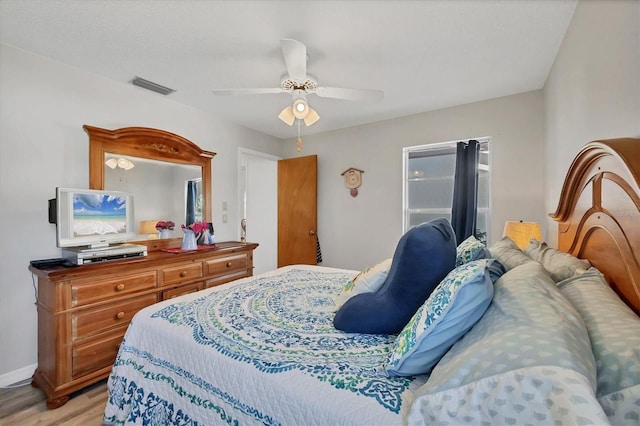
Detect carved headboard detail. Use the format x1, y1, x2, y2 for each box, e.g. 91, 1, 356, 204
550, 138, 640, 314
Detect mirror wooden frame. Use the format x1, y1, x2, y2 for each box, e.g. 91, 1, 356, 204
86, 125, 216, 226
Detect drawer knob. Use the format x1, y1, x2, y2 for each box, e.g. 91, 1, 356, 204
180, 271, 188, 277
115, 283, 125, 291
226, 262, 232, 267
116, 311, 125, 320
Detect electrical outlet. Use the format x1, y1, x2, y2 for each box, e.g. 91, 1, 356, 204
222, 214, 228, 223
222, 201, 228, 211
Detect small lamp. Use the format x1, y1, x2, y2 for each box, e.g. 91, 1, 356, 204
503, 221, 542, 249
140, 220, 159, 239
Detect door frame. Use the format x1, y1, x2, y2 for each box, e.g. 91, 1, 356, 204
237, 148, 281, 273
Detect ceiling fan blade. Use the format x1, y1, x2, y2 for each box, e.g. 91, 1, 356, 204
212, 88, 284, 96
281, 39, 307, 81
315, 86, 384, 102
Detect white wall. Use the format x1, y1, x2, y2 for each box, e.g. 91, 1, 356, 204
543, 0, 640, 247
281, 91, 546, 271
0, 44, 282, 380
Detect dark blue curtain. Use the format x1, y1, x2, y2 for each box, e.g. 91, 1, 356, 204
186, 180, 197, 225
451, 140, 479, 245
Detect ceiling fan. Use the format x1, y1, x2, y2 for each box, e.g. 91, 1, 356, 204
212, 39, 384, 127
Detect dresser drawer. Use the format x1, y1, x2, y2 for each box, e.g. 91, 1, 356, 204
71, 271, 157, 307
162, 282, 204, 300
205, 271, 249, 289
205, 254, 248, 277
72, 294, 157, 341
72, 330, 125, 379
161, 262, 203, 286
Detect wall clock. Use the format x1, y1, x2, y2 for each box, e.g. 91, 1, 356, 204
341, 167, 364, 197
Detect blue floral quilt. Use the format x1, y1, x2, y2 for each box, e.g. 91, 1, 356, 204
103, 266, 428, 425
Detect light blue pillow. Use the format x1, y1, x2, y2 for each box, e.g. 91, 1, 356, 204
384, 259, 497, 376
455, 235, 488, 267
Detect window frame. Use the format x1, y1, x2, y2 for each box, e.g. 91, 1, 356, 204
402, 137, 491, 243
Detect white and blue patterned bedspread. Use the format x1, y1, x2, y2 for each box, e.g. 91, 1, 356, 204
103, 266, 428, 425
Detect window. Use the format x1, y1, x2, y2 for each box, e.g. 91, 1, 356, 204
185, 178, 203, 224
402, 138, 490, 243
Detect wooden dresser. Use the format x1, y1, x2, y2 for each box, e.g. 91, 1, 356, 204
29, 241, 258, 409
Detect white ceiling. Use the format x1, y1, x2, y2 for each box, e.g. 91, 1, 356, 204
0, 0, 577, 140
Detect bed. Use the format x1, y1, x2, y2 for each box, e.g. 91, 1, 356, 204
104, 138, 639, 425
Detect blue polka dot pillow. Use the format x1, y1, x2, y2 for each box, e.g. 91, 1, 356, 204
456, 235, 488, 266
407, 261, 604, 425
524, 239, 591, 282
385, 259, 500, 376
558, 268, 640, 425
489, 236, 532, 270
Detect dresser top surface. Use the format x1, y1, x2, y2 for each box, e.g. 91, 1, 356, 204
29, 241, 258, 280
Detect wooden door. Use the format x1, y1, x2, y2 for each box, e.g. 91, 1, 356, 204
278, 155, 318, 267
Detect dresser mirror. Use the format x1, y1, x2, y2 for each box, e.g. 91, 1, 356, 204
86, 125, 215, 242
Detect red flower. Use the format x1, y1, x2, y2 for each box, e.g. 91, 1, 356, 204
182, 222, 208, 233
155, 220, 175, 230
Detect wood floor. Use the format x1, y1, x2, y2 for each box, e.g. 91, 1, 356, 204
0, 379, 107, 425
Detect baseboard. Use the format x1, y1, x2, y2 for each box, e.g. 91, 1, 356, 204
0, 363, 36, 388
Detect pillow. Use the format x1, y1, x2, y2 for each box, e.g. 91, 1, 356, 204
333, 258, 392, 310
333, 218, 456, 334
558, 268, 640, 425
524, 239, 591, 282
385, 259, 501, 376
488, 236, 532, 270
407, 261, 605, 425
455, 235, 488, 266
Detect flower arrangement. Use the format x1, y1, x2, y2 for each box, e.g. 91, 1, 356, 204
181, 222, 209, 234
155, 220, 175, 231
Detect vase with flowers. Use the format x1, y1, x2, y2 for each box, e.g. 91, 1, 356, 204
181, 222, 208, 251
155, 220, 175, 239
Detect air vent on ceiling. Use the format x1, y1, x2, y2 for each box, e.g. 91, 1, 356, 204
129, 76, 175, 95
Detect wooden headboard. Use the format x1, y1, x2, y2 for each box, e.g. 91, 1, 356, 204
550, 138, 640, 314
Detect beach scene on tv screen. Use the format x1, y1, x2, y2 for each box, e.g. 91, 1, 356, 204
73, 193, 127, 236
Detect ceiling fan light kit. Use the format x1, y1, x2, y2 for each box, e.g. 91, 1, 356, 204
293, 99, 308, 116
105, 157, 135, 170
292, 97, 319, 124
212, 38, 383, 131
302, 107, 320, 126
278, 106, 296, 126
278, 93, 320, 127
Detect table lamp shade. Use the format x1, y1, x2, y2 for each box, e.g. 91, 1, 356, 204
140, 220, 159, 237
503, 221, 542, 249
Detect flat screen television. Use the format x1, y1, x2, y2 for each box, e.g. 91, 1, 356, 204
54, 187, 135, 249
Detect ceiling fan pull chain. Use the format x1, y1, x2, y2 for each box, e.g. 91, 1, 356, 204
296, 120, 303, 152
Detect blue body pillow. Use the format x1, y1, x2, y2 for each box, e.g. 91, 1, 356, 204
334, 218, 457, 334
